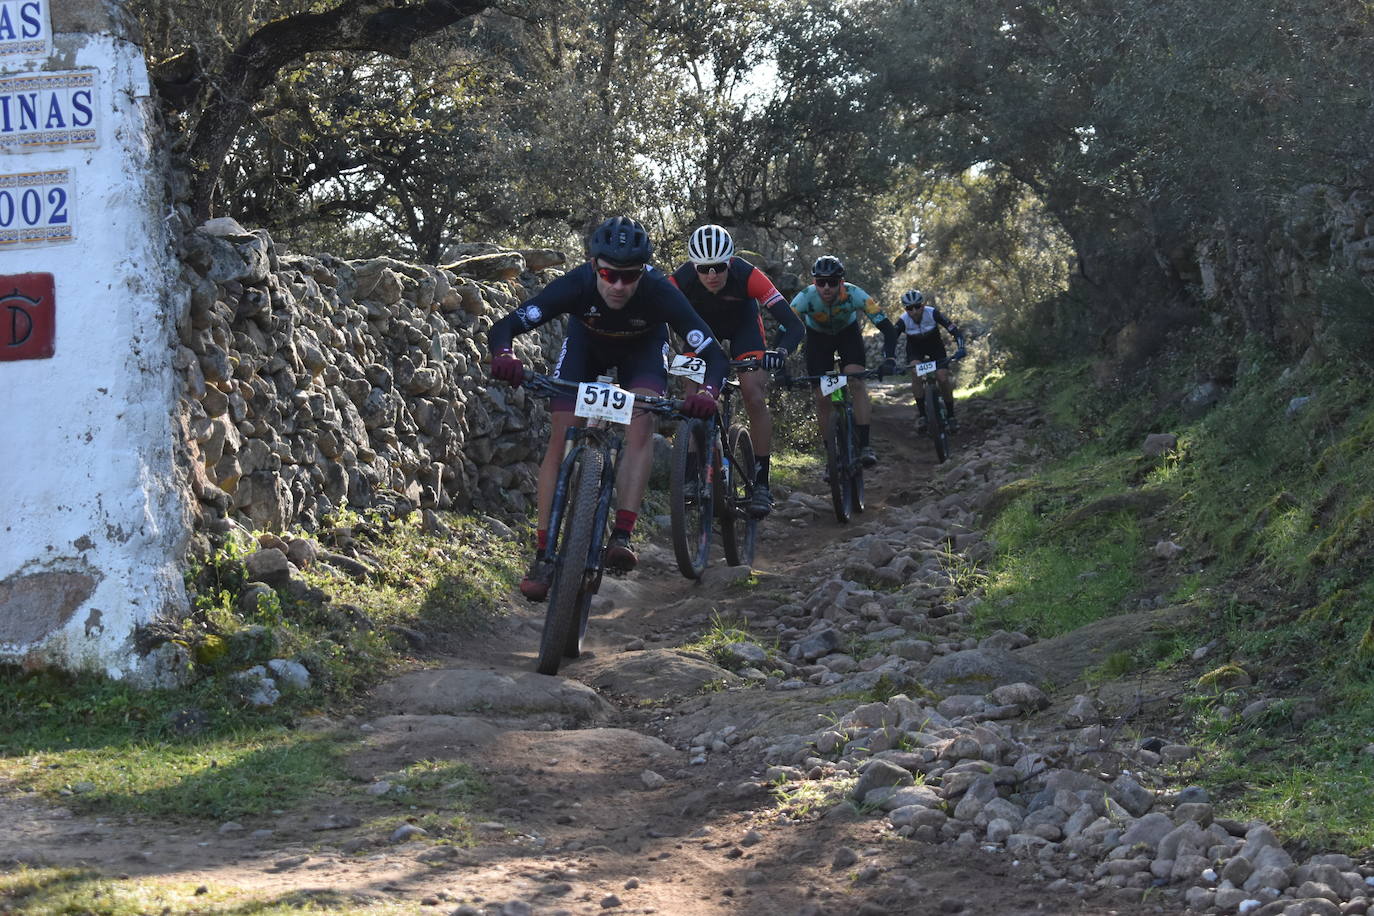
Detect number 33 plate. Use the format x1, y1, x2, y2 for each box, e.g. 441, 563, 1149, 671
819, 374, 848, 396
576, 381, 636, 424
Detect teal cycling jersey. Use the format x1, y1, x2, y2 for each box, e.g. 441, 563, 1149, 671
790, 283, 888, 333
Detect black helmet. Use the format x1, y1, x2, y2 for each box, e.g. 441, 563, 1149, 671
901, 289, 925, 308
588, 216, 654, 265
812, 255, 844, 278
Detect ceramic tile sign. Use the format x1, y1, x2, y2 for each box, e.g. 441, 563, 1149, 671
0, 167, 73, 247
0, 0, 49, 61
0, 69, 97, 151
0, 271, 54, 360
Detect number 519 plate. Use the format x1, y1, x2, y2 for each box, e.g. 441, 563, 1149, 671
575, 381, 636, 424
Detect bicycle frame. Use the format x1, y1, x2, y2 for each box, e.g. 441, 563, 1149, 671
524, 374, 680, 578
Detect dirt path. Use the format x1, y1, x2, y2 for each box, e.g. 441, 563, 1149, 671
1, 387, 1166, 915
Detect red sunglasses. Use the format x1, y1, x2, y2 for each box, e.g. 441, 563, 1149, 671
596, 265, 645, 285
814, 276, 841, 287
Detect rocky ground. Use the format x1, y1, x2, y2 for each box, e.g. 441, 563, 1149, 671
3, 386, 1371, 916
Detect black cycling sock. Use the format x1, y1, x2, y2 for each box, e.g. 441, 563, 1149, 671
945, 397, 955, 416
755, 454, 770, 486
858, 425, 871, 447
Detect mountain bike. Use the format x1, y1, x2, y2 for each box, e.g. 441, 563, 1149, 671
667, 357, 762, 578
788, 368, 881, 524
911, 355, 961, 464
518, 373, 683, 675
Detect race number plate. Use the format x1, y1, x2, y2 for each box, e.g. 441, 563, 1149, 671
915, 360, 938, 377
819, 373, 847, 396
668, 354, 706, 383
575, 381, 635, 424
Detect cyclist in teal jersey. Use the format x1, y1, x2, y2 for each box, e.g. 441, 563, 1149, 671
789, 255, 898, 466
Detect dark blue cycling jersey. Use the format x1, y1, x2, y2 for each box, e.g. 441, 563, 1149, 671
489, 262, 727, 390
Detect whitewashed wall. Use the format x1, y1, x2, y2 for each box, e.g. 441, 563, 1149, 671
0, 0, 188, 682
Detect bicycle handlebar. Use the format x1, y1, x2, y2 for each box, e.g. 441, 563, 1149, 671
513, 373, 685, 417
783, 367, 886, 387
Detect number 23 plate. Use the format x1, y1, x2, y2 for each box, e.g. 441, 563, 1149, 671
575, 381, 636, 424
668, 354, 706, 383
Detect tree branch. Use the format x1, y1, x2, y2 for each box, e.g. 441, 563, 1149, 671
188, 0, 497, 218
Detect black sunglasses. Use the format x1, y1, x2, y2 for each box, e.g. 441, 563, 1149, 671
695, 262, 729, 275
814, 276, 841, 287
596, 265, 645, 285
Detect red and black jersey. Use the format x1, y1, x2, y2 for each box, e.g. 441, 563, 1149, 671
670, 257, 803, 354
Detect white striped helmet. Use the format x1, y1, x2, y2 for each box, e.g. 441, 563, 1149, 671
688, 224, 735, 265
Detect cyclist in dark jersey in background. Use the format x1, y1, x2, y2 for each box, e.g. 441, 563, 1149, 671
669, 224, 804, 517
789, 255, 899, 467
488, 216, 726, 601
897, 289, 967, 432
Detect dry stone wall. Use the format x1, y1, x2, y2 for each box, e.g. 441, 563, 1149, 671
173, 219, 568, 542
1197, 185, 1374, 348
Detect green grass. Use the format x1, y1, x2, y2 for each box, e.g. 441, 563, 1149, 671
679, 612, 763, 668
769, 450, 824, 492
0, 510, 516, 824
0, 669, 353, 820
979, 338, 1374, 851
981, 497, 1143, 638
0, 867, 425, 915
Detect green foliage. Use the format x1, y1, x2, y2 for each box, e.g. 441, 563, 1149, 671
0, 667, 350, 820
0, 510, 518, 823
680, 612, 763, 669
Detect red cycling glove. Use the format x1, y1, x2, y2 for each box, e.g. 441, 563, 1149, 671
682, 387, 718, 419
490, 350, 525, 384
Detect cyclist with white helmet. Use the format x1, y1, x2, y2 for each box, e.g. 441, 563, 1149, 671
897, 289, 967, 432
669, 224, 804, 517
488, 216, 727, 601
790, 256, 899, 466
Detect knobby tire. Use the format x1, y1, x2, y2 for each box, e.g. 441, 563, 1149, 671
721, 425, 758, 567
827, 411, 852, 524
925, 383, 949, 463
670, 419, 713, 578
538, 448, 604, 676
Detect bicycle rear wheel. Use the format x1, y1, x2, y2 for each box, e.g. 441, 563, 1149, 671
721, 425, 758, 567
925, 384, 949, 463
538, 448, 604, 676
827, 412, 852, 524
670, 419, 714, 578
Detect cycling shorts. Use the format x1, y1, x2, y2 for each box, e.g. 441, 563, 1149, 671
905, 333, 948, 365
803, 322, 867, 377
552, 322, 669, 411
702, 307, 767, 361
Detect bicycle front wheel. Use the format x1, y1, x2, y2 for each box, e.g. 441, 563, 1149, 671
721, 425, 758, 567
538, 448, 604, 676
827, 413, 852, 524
925, 384, 949, 463
670, 419, 714, 578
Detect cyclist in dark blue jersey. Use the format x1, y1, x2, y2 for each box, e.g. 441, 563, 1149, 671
489, 216, 726, 601
669, 224, 804, 517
